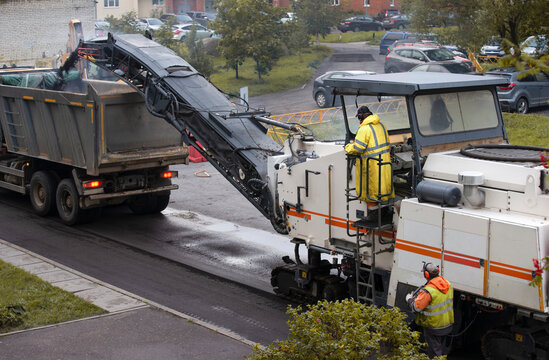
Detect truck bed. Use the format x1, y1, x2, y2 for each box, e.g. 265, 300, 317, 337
0, 72, 188, 175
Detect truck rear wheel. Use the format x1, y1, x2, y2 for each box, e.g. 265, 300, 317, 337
128, 193, 170, 214
29, 171, 57, 216
56, 179, 82, 225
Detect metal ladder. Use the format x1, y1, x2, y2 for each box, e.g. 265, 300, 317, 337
2, 99, 25, 150
345, 153, 393, 305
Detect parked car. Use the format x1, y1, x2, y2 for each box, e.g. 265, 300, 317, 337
173, 23, 214, 42
521, 35, 548, 57
384, 45, 463, 73
487, 68, 549, 114
379, 31, 416, 55
313, 70, 376, 108
409, 62, 475, 74
387, 38, 434, 53
160, 13, 193, 24
375, 9, 400, 21
94, 21, 110, 37
338, 16, 383, 33
186, 11, 210, 27
138, 18, 164, 33
279, 12, 295, 24
382, 14, 409, 30
480, 39, 505, 57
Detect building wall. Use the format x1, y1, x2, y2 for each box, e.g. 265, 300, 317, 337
0, 0, 95, 66
96, 0, 139, 20
138, 0, 166, 18
338, 0, 401, 17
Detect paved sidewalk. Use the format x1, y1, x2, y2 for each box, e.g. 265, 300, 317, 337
0, 239, 255, 359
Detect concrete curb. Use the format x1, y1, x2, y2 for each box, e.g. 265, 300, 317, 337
0, 239, 261, 349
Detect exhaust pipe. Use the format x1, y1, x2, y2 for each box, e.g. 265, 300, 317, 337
458, 171, 485, 208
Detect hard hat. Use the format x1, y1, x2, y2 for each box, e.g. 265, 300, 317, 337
423, 262, 440, 280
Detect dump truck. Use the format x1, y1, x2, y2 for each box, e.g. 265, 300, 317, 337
46, 33, 549, 357
0, 68, 187, 224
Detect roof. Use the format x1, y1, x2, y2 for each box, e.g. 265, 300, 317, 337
324, 72, 509, 96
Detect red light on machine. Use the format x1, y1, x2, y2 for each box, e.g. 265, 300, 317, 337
83, 180, 103, 189
161, 171, 178, 179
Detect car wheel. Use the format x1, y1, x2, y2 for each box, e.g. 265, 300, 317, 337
516, 97, 529, 114
179, 35, 186, 42
398, 24, 405, 29
376, 26, 382, 31
353, 26, 360, 33
315, 92, 328, 108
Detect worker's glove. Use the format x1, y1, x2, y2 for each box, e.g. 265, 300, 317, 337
405, 292, 413, 302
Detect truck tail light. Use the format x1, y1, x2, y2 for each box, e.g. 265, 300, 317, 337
344, 21, 351, 24
83, 180, 103, 189
161, 171, 178, 179
499, 83, 516, 91
174, 29, 182, 34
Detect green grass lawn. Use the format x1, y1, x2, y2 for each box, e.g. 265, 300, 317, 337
209, 46, 332, 97
504, 112, 549, 147
0, 260, 105, 333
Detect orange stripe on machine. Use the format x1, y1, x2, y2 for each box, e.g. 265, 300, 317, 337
394, 239, 441, 259
444, 250, 481, 269
490, 262, 532, 281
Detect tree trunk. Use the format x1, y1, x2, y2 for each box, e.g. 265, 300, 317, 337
235, 63, 239, 79
256, 59, 262, 81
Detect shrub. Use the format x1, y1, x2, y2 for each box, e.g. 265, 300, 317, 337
0, 304, 25, 330
247, 299, 431, 360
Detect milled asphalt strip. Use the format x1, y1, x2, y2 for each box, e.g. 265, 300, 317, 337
0, 239, 261, 349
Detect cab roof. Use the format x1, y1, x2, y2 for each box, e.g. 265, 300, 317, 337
323, 72, 508, 96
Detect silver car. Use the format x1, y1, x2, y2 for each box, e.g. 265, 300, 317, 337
487, 68, 549, 114
384, 45, 460, 73
173, 24, 214, 42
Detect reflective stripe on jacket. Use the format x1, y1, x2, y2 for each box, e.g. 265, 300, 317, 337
415, 281, 454, 330
344, 114, 394, 202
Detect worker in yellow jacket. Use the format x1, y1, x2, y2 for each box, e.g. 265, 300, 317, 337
345, 106, 394, 217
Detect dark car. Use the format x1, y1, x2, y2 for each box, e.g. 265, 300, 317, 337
186, 11, 210, 27
313, 70, 376, 108
338, 16, 383, 33
409, 62, 475, 74
382, 14, 409, 30
379, 31, 416, 55
376, 9, 400, 21
487, 68, 549, 114
160, 13, 193, 24
384, 45, 462, 73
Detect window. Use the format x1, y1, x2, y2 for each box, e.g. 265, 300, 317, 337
390, 0, 394, 6
152, 0, 164, 5
104, 0, 119, 7
332, 0, 340, 5
415, 91, 499, 136
364, 0, 370, 7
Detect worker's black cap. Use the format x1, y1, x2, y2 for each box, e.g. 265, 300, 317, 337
356, 106, 372, 117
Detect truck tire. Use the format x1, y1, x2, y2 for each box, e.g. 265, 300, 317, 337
153, 192, 170, 213
128, 193, 170, 214
128, 194, 157, 215
56, 179, 82, 225
29, 171, 57, 216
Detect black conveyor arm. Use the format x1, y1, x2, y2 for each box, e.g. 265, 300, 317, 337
74, 34, 292, 233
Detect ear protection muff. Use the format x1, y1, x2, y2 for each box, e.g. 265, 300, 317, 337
423, 262, 440, 280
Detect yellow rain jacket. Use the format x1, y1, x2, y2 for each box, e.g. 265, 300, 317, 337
345, 114, 394, 202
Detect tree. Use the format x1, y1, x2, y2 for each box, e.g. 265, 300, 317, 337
294, 0, 335, 43
211, 0, 251, 79
185, 26, 215, 78
212, 0, 284, 81
247, 299, 438, 360
104, 11, 143, 35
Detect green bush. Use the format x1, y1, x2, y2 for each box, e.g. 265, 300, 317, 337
247, 299, 432, 360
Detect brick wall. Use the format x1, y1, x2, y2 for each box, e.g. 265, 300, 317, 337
0, 0, 95, 67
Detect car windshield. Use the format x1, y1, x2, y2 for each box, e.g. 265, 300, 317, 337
424, 48, 454, 61
414, 90, 499, 136
176, 15, 193, 22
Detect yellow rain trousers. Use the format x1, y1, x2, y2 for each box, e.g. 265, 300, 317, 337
345, 114, 394, 202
